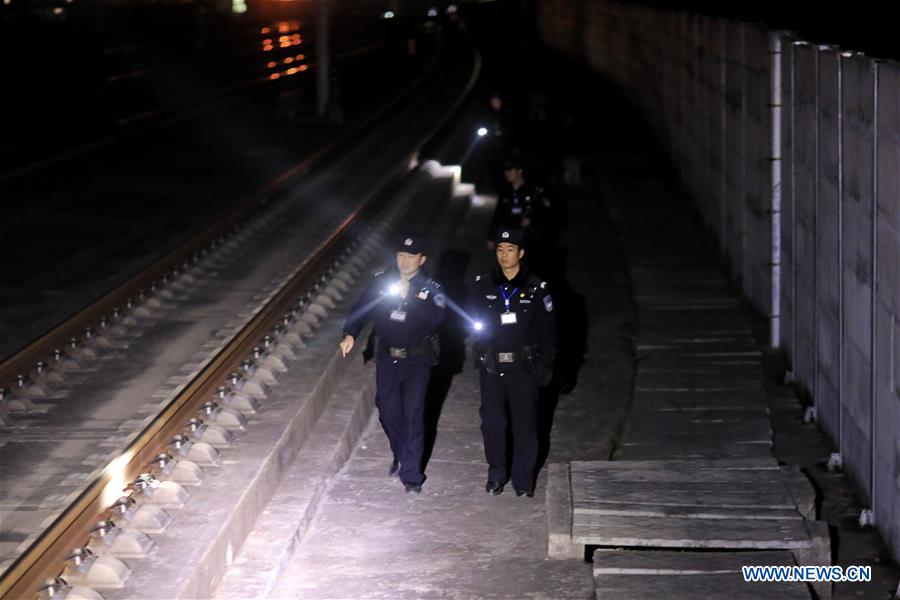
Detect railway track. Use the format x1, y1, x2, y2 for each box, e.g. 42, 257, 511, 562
0, 31, 481, 599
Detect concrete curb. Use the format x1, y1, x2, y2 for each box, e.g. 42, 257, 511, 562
212, 352, 378, 599
547, 463, 581, 560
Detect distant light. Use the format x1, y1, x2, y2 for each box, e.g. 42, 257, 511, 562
269, 73, 281, 80
263, 38, 273, 45
298, 65, 308, 71
263, 45, 273, 52
473, 321, 483, 331
446, 4, 458, 14
382, 10, 395, 19
427, 7, 438, 17
477, 127, 488, 137
52, 6, 64, 14
261, 27, 271, 34
284, 57, 294, 64
286, 67, 298, 75
267, 61, 277, 68
232, 0, 246, 13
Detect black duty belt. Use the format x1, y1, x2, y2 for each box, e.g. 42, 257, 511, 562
496, 352, 519, 363
387, 345, 428, 359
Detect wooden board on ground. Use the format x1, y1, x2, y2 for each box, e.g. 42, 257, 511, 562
632, 390, 767, 411
626, 418, 772, 440
575, 502, 801, 520
592, 549, 813, 600
625, 407, 769, 421
551, 464, 831, 598
621, 439, 774, 460
572, 513, 820, 550
570, 459, 780, 471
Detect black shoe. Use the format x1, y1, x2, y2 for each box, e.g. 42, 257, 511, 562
389, 459, 400, 477
514, 487, 534, 498
485, 480, 504, 496
403, 482, 422, 494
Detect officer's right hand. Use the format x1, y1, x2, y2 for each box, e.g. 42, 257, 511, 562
339, 335, 354, 357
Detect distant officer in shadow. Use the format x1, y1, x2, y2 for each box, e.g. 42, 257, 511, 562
339, 235, 446, 494
486, 156, 558, 279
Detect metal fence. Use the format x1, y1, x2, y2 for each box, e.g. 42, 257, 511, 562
537, 0, 900, 561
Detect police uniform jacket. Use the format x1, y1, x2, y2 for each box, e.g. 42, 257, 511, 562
342, 267, 445, 354
468, 266, 557, 376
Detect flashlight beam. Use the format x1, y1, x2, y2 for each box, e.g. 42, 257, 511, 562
442, 296, 482, 331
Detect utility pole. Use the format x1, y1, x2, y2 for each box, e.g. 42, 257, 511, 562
316, 0, 330, 118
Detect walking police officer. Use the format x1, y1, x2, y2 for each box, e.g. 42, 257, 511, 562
340, 235, 445, 493
468, 228, 556, 496
487, 157, 555, 248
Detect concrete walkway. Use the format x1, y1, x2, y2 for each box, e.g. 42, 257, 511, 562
261, 159, 634, 598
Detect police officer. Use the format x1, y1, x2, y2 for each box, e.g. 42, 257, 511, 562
486, 157, 556, 264
468, 228, 556, 497
340, 235, 446, 493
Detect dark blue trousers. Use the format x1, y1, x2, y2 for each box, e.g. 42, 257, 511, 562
375, 353, 431, 485
479, 366, 539, 492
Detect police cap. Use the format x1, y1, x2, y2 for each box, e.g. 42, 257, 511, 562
503, 155, 525, 171
495, 228, 525, 247
396, 235, 428, 255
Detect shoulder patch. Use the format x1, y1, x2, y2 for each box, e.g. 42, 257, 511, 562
543, 294, 554, 312
539, 281, 547, 289
373, 268, 386, 277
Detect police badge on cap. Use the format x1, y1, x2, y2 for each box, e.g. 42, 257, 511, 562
396, 235, 427, 255
495, 228, 524, 246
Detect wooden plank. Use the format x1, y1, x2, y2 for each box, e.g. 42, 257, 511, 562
632, 391, 767, 411
626, 419, 772, 439
621, 440, 774, 460
592, 549, 797, 573
594, 573, 812, 599
626, 408, 769, 421
569, 467, 788, 485
546, 463, 581, 559
572, 514, 816, 549
575, 503, 801, 520
570, 459, 780, 471
571, 485, 797, 510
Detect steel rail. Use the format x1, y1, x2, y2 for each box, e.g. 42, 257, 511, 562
0, 33, 481, 599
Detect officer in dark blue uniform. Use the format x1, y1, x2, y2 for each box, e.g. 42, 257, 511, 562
468, 228, 556, 497
486, 158, 556, 274
340, 235, 445, 493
